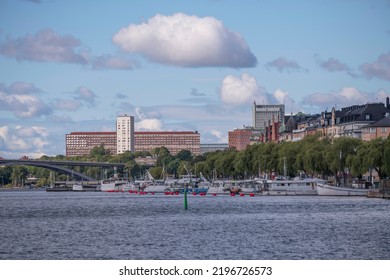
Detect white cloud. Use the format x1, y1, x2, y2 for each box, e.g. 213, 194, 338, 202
219, 73, 268, 105
0, 82, 52, 118
113, 13, 257, 68
134, 107, 163, 131
303, 87, 390, 108
136, 119, 164, 131
0, 29, 87, 64
0, 125, 49, 154
210, 130, 228, 143
273, 89, 288, 104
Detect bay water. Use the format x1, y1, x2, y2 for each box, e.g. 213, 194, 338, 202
1, 190, 389, 260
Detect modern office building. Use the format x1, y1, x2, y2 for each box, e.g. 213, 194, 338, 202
135, 131, 200, 155
252, 101, 285, 131
116, 114, 134, 154
65, 132, 117, 157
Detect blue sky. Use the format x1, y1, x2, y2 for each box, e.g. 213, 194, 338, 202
0, 0, 389, 158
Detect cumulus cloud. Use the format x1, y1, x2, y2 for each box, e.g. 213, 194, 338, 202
0, 29, 87, 64
360, 52, 390, 81
266, 57, 305, 73
134, 107, 164, 131
0, 82, 52, 118
0, 125, 48, 154
113, 13, 257, 68
273, 89, 288, 104
303, 87, 389, 108
219, 73, 268, 105
210, 130, 228, 143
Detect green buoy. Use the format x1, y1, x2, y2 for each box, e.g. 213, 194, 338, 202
184, 184, 188, 210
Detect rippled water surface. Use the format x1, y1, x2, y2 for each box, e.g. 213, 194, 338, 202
1, 190, 389, 260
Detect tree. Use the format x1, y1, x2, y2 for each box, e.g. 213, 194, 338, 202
326, 137, 362, 185
90, 144, 111, 161
166, 158, 181, 176
0, 166, 12, 186
384, 136, 390, 176
176, 150, 193, 162
357, 138, 388, 180
11, 165, 28, 187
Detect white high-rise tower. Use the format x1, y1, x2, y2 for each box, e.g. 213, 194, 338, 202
116, 114, 134, 154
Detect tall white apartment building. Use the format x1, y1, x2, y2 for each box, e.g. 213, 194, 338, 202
252, 101, 285, 131
116, 114, 134, 154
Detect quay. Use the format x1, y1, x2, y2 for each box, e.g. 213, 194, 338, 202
45, 181, 100, 192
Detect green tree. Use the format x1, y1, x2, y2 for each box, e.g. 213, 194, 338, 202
326, 137, 362, 185
357, 138, 388, 180
0, 166, 12, 186
384, 136, 390, 175
11, 165, 28, 187
176, 150, 193, 162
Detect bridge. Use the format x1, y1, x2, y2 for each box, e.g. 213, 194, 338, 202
0, 159, 126, 181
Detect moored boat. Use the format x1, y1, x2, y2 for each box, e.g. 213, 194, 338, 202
207, 180, 260, 195
261, 178, 325, 195
317, 183, 368, 196
100, 179, 129, 192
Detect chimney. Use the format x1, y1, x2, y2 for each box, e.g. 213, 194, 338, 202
387, 97, 390, 109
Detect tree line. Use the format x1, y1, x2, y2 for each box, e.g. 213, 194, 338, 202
1, 133, 390, 187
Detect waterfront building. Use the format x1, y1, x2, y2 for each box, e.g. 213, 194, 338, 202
334, 102, 390, 139
134, 131, 200, 155
278, 98, 390, 142
361, 115, 390, 141
228, 127, 260, 151
66, 130, 201, 157
200, 143, 229, 154
252, 101, 285, 131
65, 132, 116, 157
116, 115, 135, 154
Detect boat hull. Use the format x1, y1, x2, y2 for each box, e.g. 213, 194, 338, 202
262, 179, 324, 196
317, 183, 368, 196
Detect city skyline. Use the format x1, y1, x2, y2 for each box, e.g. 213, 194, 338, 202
1, 0, 389, 158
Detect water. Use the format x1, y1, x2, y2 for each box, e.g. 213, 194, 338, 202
1, 190, 389, 260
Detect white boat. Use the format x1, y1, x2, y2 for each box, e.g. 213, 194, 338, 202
142, 182, 168, 193
261, 178, 325, 195
317, 183, 368, 196
207, 180, 232, 195
100, 179, 129, 192
237, 180, 261, 194
72, 183, 83, 191
207, 180, 259, 195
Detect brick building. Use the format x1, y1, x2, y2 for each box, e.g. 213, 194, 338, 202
134, 131, 200, 155
65, 132, 117, 156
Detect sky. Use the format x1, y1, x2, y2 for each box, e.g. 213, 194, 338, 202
0, 0, 389, 159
